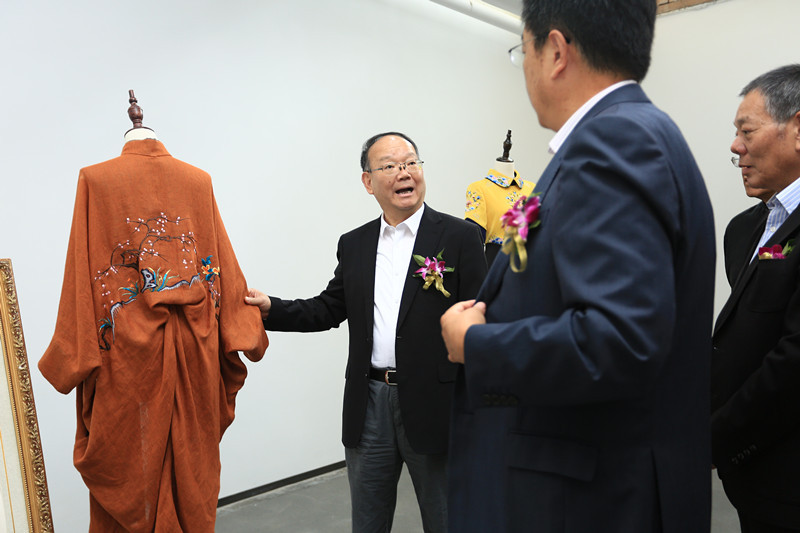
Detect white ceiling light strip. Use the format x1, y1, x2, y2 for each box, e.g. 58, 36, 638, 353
430, 0, 522, 34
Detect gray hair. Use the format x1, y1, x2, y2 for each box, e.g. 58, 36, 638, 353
741, 64, 800, 123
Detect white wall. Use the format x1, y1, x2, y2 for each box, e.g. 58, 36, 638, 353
0, 0, 543, 530
2, 0, 798, 530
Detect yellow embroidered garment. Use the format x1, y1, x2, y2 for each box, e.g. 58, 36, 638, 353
465, 169, 535, 244
39, 139, 268, 533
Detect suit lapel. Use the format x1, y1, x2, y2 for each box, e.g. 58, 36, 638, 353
476, 150, 563, 304
475, 251, 508, 303
362, 218, 380, 339
529, 149, 564, 203
729, 205, 768, 288
397, 205, 443, 328
764, 203, 800, 249
476, 86, 649, 305
715, 205, 800, 334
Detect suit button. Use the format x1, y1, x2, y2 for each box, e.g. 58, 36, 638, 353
496, 395, 517, 406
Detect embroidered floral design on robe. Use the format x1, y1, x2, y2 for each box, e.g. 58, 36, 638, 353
93, 214, 224, 350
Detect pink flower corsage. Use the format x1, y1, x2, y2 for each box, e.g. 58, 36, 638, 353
500, 193, 541, 272
759, 239, 795, 260
413, 249, 454, 297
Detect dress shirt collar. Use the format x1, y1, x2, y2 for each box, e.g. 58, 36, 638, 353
381, 203, 425, 236
548, 80, 638, 155
768, 176, 800, 217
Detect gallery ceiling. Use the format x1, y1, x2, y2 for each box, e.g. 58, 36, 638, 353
429, 0, 522, 33
481, 0, 522, 15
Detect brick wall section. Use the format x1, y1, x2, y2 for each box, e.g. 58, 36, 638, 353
657, 0, 715, 14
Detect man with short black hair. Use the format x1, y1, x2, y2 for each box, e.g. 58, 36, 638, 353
247, 132, 486, 533
713, 64, 800, 533
440, 1, 715, 531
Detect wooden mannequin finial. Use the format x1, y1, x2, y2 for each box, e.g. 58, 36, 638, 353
127, 90, 143, 129
497, 130, 513, 162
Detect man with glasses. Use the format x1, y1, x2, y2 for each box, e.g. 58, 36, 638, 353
712, 65, 800, 532
723, 156, 772, 289
440, 1, 715, 531
246, 132, 486, 532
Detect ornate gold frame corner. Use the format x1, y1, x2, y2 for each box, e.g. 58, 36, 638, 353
0, 259, 54, 532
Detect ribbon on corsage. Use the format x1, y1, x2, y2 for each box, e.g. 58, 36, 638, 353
500, 193, 541, 272
413, 249, 454, 297
758, 239, 795, 260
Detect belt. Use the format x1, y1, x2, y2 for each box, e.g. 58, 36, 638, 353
369, 367, 397, 386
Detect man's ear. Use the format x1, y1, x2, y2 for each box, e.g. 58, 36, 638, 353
362, 172, 374, 195
547, 29, 571, 79
792, 111, 800, 152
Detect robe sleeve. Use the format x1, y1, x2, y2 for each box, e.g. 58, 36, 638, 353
39, 174, 103, 394
211, 193, 268, 434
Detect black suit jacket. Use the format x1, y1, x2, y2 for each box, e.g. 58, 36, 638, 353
712, 201, 800, 527
722, 202, 768, 288
265, 204, 487, 454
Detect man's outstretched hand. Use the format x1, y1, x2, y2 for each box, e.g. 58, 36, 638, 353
245, 288, 271, 319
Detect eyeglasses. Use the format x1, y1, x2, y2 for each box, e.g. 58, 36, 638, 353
508, 39, 531, 68
508, 34, 570, 68
368, 160, 424, 176
731, 155, 740, 168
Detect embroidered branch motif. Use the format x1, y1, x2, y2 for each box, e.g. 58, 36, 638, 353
93, 213, 221, 350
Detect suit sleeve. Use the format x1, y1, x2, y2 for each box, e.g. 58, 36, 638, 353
265, 236, 348, 332
464, 116, 680, 406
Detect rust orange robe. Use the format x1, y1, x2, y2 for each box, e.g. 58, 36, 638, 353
39, 139, 268, 532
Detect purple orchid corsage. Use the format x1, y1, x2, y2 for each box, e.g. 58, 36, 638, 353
759, 239, 795, 260
413, 249, 454, 297
500, 193, 541, 272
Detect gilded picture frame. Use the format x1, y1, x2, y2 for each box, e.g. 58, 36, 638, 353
0, 259, 53, 532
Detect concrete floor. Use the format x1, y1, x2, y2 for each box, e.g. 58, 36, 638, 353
215, 467, 740, 532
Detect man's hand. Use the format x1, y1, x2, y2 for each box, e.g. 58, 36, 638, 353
440, 299, 486, 364
244, 288, 271, 319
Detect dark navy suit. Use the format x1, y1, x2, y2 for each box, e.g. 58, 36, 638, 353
448, 84, 716, 533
